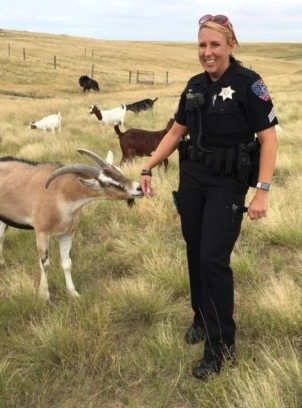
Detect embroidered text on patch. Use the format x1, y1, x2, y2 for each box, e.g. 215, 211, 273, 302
251, 79, 271, 101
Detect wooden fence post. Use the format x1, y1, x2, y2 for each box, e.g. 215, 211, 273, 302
129, 71, 132, 84
54, 55, 56, 69
91, 64, 94, 78
23, 48, 26, 61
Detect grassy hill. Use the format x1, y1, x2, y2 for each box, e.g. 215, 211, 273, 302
0, 30, 301, 408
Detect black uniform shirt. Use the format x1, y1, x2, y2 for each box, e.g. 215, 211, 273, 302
175, 59, 278, 148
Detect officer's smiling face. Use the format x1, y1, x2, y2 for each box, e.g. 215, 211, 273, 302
198, 27, 234, 82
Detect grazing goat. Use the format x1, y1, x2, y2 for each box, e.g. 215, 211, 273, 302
125, 97, 158, 114
79, 75, 100, 92
0, 150, 143, 301
30, 112, 61, 133
90, 104, 127, 130
113, 118, 174, 171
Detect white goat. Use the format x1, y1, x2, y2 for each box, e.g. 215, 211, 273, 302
0, 149, 143, 301
30, 112, 61, 133
90, 104, 127, 130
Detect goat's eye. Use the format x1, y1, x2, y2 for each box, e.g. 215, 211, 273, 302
116, 184, 125, 192
102, 181, 125, 191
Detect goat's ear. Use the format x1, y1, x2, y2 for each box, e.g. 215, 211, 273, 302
78, 178, 100, 190
105, 150, 114, 165
114, 165, 123, 174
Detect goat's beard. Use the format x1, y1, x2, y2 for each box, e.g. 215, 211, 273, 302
127, 199, 135, 207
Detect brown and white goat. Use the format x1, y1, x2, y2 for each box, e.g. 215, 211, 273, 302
90, 104, 127, 129
0, 150, 143, 301
113, 118, 174, 171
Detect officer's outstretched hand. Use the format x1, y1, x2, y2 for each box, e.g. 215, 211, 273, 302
140, 175, 154, 198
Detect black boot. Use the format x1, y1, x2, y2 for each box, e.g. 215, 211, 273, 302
184, 324, 206, 344
192, 358, 221, 380
193, 345, 236, 380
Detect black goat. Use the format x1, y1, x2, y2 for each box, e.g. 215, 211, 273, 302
79, 75, 100, 92
125, 97, 158, 114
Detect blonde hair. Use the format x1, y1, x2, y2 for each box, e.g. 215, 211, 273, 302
199, 21, 239, 47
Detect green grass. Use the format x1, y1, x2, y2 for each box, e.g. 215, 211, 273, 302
0, 29, 301, 407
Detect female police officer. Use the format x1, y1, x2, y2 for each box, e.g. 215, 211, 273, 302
140, 14, 278, 380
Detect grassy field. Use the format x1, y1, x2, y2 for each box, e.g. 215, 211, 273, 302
0, 29, 301, 408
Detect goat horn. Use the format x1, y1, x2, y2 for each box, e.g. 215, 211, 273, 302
77, 149, 123, 178
45, 164, 100, 188
77, 148, 107, 168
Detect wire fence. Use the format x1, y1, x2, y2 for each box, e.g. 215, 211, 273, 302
2, 44, 171, 86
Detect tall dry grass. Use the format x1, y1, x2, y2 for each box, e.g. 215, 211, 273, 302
0, 30, 301, 407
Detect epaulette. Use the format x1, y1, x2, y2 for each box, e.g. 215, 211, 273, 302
184, 73, 208, 94
235, 64, 259, 80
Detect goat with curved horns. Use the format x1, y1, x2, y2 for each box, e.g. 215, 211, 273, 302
0, 149, 143, 301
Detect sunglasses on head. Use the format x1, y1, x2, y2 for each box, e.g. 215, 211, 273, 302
199, 14, 231, 27
198, 14, 239, 45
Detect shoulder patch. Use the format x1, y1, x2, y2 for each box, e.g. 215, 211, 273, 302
251, 79, 272, 102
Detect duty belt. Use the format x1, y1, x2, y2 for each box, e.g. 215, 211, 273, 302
185, 145, 236, 176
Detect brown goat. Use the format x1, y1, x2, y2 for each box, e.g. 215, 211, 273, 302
113, 118, 174, 171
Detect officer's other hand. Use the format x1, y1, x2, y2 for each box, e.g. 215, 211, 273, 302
247, 192, 269, 220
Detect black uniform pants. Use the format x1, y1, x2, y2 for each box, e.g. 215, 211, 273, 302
178, 159, 248, 362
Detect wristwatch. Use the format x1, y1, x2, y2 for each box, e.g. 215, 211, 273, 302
256, 182, 271, 191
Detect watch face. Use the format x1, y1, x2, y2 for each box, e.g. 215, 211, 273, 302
261, 182, 270, 190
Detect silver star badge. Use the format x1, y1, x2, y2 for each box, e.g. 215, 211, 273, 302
219, 86, 235, 101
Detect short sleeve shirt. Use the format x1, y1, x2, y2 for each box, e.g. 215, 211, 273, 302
175, 60, 278, 148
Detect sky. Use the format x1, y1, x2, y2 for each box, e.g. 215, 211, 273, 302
1, 0, 302, 43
